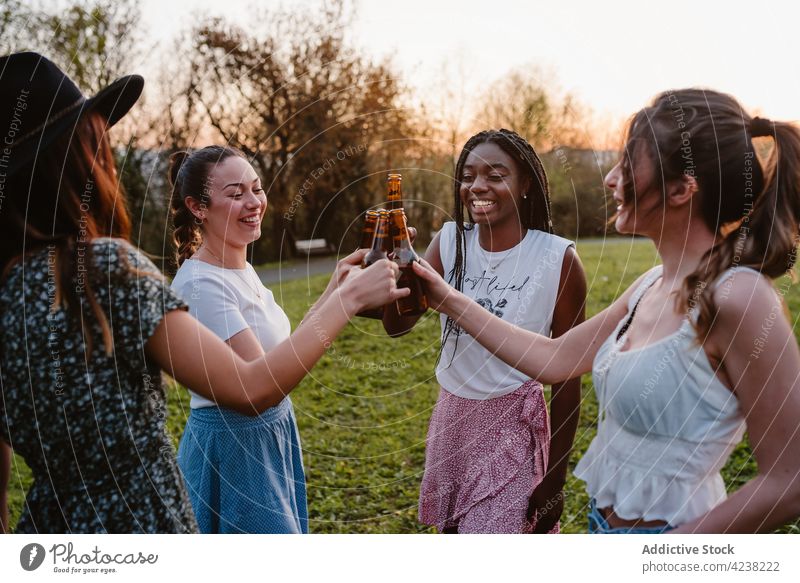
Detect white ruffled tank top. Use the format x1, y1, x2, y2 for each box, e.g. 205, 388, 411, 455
574, 265, 749, 526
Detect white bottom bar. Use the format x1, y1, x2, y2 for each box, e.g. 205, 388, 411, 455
1, 534, 798, 582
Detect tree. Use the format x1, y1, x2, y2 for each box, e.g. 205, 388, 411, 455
545, 148, 616, 239
0, 0, 171, 257
474, 66, 614, 238
0, 0, 30, 45
478, 66, 595, 151
1, 0, 142, 98
181, 0, 413, 261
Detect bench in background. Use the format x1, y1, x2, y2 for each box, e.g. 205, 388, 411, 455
295, 238, 334, 256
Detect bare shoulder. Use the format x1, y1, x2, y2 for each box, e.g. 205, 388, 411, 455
553, 246, 587, 333
559, 246, 584, 277
557, 246, 587, 296
423, 229, 445, 276
712, 269, 780, 323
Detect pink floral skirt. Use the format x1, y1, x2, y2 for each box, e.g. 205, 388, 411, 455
418, 380, 556, 533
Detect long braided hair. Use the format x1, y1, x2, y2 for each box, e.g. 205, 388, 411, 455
619, 89, 800, 341
440, 128, 554, 364
168, 146, 245, 267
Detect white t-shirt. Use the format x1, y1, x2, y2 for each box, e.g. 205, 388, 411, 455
436, 222, 574, 400
171, 258, 292, 409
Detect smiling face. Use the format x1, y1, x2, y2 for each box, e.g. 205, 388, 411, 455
605, 150, 665, 237
198, 156, 266, 251
459, 142, 528, 229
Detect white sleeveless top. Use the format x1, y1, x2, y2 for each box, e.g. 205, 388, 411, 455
574, 265, 750, 526
171, 259, 292, 409
436, 222, 574, 400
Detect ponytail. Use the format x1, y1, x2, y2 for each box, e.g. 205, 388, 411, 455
678, 114, 800, 339
168, 151, 201, 267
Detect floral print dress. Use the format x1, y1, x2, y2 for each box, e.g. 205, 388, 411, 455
0, 238, 198, 533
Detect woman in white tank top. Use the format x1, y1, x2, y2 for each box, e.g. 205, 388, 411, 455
385, 129, 587, 533
414, 90, 800, 533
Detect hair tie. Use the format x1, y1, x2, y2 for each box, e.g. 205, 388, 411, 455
750, 116, 774, 138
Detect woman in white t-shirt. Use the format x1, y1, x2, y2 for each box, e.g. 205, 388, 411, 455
385, 129, 587, 533
168, 146, 407, 533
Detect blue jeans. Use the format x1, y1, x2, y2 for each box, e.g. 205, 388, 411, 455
588, 499, 674, 534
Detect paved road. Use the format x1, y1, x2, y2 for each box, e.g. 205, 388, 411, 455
255, 256, 339, 285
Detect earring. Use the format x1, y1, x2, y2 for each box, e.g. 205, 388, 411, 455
522, 193, 528, 199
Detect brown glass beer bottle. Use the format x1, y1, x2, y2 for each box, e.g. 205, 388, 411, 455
359, 210, 380, 249
389, 209, 428, 316
356, 210, 390, 319
384, 173, 403, 254
387, 173, 402, 210
362, 210, 389, 267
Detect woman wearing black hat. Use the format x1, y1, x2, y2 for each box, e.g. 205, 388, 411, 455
0, 52, 406, 533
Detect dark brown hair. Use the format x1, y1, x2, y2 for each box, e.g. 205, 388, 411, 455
0, 111, 132, 355
168, 145, 245, 266
620, 89, 800, 338
448, 128, 553, 288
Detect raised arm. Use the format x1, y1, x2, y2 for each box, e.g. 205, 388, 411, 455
413, 258, 645, 385
674, 273, 800, 533
146, 258, 408, 416
382, 231, 445, 337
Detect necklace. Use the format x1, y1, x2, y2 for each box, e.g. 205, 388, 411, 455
200, 245, 263, 302
477, 239, 518, 272
475, 229, 525, 272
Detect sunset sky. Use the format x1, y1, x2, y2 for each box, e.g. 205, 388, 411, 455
141, 0, 799, 131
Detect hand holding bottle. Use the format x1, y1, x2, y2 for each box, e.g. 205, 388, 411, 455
314, 248, 369, 309
337, 259, 410, 316
330, 248, 369, 290
412, 257, 458, 312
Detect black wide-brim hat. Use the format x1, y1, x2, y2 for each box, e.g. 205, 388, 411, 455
0, 51, 143, 177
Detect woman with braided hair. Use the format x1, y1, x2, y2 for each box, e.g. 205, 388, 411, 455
386, 129, 587, 533
166, 146, 410, 533
414, 89, 800, 533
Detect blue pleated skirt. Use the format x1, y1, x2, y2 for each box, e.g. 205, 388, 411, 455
177, 397, 308, 533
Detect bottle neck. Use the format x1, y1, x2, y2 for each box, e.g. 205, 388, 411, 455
392, 231, 412, 250
387, 176, 402, 210
372, 234, 387, 252
360, 215, 378, 248
360, 230, 376, 249
390, 212, 417, 262
370, 217, 389, 252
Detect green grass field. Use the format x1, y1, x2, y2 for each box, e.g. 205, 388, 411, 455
6, 239, 800, 533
